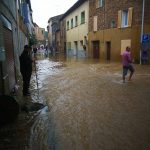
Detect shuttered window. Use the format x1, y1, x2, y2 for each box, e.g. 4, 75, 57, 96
75, 16, 78, 27
71, 18, 73, 29
118, 10, 122, 28
67, 21, 69, 30
122, 10, 128, 27
93, 16, 98, 32
81, 11, 85, 24
118, 7, 133, 28
128, 7, 133, 27
96, 0, 104, 8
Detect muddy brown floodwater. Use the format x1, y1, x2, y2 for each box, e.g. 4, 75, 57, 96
32, 54, 150, 150
1, 53, 150, 150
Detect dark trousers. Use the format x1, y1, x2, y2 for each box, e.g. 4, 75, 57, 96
22, 72, 32, 94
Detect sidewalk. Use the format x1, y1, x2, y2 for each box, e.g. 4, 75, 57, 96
0, 72, 46, 150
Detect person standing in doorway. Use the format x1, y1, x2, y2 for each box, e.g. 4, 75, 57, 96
19, 45, 33, 96
121, 46, 135, 83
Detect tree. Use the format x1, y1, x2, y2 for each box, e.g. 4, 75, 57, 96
29, 34, 37, 46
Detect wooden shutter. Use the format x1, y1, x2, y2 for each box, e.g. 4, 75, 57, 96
128, 7, 133, 27
96, 0, 99, 8
93, 16, 98, 32
118, 10, 122, 28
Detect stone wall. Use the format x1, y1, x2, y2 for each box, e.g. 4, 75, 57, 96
89, 0, 150, 31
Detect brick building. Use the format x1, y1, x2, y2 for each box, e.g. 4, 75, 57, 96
88, 0, 150, 63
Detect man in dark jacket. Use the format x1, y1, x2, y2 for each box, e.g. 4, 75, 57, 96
20, 45, 33, 96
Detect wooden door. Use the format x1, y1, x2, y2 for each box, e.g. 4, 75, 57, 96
93, 41, 100, 59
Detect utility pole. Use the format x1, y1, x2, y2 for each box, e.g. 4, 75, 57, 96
140, 0, 145, 64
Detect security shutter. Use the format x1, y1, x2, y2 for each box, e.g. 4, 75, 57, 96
3, 27, 16, 91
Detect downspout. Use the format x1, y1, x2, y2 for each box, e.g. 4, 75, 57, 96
140, 0, 145, 64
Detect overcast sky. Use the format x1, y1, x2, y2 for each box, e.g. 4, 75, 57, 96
30, 0, 78, 30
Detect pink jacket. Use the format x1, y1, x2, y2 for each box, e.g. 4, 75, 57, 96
121, 51, 132, 67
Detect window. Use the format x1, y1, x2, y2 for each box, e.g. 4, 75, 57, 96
122, 10, 128, 27
80, 40, 83, 46
75, 16, 78, 27
96, 0, 103, 8
71, 18, 73, 28
93, 16, 98, 32
17, 0, 19, 9
118, 7, 133, 28
67, 21, 69, 30
111, 20, 116, 28
81, 11, 85, 24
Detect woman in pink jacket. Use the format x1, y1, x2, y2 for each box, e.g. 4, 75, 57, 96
121, 47, 135, 83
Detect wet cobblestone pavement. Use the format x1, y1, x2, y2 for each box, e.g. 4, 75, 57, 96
0, 54, 150, 150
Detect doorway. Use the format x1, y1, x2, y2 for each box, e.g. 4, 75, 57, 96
74, 41, 78, 56
93, 41, 100, 59
106, 41, 111, 61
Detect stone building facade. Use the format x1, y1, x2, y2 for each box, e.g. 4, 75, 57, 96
88, 0, 150, 62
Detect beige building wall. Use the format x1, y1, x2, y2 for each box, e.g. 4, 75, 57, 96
88, 25, 150, 63
35, 27, 45, 41
34, 26, 45, 48
65, 1, 89, 57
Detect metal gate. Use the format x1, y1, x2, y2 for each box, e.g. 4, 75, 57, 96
3, 27, 16, 91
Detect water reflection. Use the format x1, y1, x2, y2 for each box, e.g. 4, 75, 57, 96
28, 53, 150, 150
29, 106, 50, 150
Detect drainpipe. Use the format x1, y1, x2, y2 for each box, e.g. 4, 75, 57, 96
140, 0, 145, 64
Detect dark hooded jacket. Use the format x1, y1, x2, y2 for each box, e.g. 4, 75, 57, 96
19, 50, 32, 75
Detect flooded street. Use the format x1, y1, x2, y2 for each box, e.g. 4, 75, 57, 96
33, 54, 150, 150
1, 54, 150, 150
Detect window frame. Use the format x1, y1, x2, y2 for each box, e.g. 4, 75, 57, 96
96, 0, 103, 8
71, 18, 73, 29
75, 16, 78, 27
118, 7, 133, 28
81, 11, 85, 24
67, 21, 69, 30
121, 10, 128, 28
